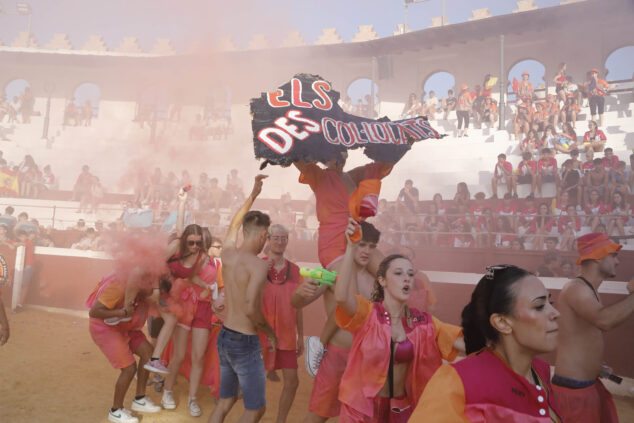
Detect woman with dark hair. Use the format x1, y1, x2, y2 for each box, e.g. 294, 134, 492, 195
530, 203, 555, 250
454, 182, 471, 209
334, 218, 464, 422
160, 226, 221, 416
412, 265, 562, 422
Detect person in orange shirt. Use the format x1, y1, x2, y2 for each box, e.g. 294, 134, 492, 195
585, 68, 610, 127
335, 218, 464, 422
88, 268, 163, 423
260, 224, 304, 423
412, 265, 563, 422
517, 71, 534, 104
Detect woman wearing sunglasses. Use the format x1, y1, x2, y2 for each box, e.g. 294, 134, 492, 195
411, 265, 563, 422
334, 218, 464, 422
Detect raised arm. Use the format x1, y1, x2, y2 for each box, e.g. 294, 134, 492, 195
245, 257, 277, 349
175, 188, 188, 236
565, 280, 634, 331
224, 174, 267, 249
334, 218, 360, 316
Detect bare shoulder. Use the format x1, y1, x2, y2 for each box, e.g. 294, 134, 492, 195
244, 254, 268, 274
559, 278, 599, 308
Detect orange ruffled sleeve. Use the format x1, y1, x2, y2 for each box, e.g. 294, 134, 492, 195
432, 316, 463, 362
335, 295, 372, 333
411, 363, 469, 422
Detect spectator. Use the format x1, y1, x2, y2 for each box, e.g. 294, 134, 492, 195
536, 148, 559, 197
569, 149, 582, 172
422, 203, 444, 245
225, 168, 244, 205
493, 216, 516, 248
544, 125, 575, 155
560, 96, 580, 129
581, 149, 595, 177
75, 218, 87, 231
0, 224, 15, 249
520, 129, 541, 158
559, 159, 581, 205
602, 148, 618, 173
401, 93, 422, 119
560, 260, 575, 278
585, 158, 609, 202
560, 123, 578, 151
432, 220, 451, 248
513, 151, 537, 199
18, 155, 39, 198
606, 191, 629, 241
558, 204, 581, 251
452, 220, 474, 248
582, 120, 607, 153
516, 71, 534, 104
491, 153, 512, 199
585, 68, 609, 127
531, 102, 549, 136
562, 75, 582, 107
432, 193, 447, 215
40, 165, 56, 192
530, 202, 555, 250
423, 91, 438, 120
396, 179, 419, 215
609, 160, 628, 198
10, 96, 21, 123
536, 251, 562, 277
553, 63, 568, 103
453, 182, 471, 208
468, 191, 487, 222
1, 206, 17, 228
512, 99, 533, 141
441, 89, 456, 120
481, 97, 498, 128
474, 207, 494, 248
456, 84, 473, 137
73, 165, 94, 208
63, 99, 79, 126
510, 238, 525, 250
544, 236, 559, 251
82, 100, 93, 126
71, 227, 99, 250
496, 193, 519, 232
17, 212, 29, 222
545, 94, 560, 129
517, 197, 537, 237
20, 87, 34, 124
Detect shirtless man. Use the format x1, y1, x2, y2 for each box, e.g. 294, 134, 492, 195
291, 222, 380, 423
554, 233, 634, 423
209, 175, 277, 423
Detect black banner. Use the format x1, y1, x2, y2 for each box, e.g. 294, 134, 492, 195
251, 74, 444, 166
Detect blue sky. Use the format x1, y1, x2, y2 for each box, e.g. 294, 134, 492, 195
2, 0, 632, 101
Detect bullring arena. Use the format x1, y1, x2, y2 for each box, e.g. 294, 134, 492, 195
1, 0, 633, 422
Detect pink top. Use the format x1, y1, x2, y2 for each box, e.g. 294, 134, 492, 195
167, 252, 202, 279
394, 338, 414, 364
336, 295, 462, 419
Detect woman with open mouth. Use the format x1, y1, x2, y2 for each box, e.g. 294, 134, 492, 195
334, 218, 465, 422
412, 265, 563, 422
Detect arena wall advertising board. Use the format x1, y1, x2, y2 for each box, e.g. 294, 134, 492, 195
251, 74, 445, 167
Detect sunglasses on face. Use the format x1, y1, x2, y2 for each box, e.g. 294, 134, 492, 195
187, 240, 203, 247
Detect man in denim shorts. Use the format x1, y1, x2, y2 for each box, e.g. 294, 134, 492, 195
209, 175, 278, 423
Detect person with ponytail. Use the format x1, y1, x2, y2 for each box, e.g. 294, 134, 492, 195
335, 218, 464, 422
411, 265, 562, 422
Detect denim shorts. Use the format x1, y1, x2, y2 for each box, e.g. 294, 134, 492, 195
217, 326, 266, 410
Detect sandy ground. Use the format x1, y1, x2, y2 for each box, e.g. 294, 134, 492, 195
1, 308, 633, 423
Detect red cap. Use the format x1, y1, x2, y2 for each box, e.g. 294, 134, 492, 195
576, 233, 622, 264
590, 68, 600, 74
522, 71, 529, 76
461, 84, 468, 90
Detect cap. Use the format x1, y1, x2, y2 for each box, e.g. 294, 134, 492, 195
461, 84, 468, 90
590, 68, 600, 74
576, 233, 622, 264
522, 71, 530, 76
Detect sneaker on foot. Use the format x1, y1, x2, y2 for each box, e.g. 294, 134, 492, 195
188, 397, 202, 417
131, 396, 161, 413
161, 390, 176, 410
144, 358, 170, 375
108, 408, 138, 423
304, 336, 325, 378
104, 316, 132, 326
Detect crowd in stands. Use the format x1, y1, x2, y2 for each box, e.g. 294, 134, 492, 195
0, 152, 57, 199
376, 162, 633, 253
0, 87, 36, 125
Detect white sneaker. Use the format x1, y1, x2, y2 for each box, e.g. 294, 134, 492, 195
108, 408, 138, 423
161, 390, 176, 410
304, 336, 325, 378
104, 316, 132, 326
188, 397, 202, 417
131, 396, 161, 413
144, 358, 170, 374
